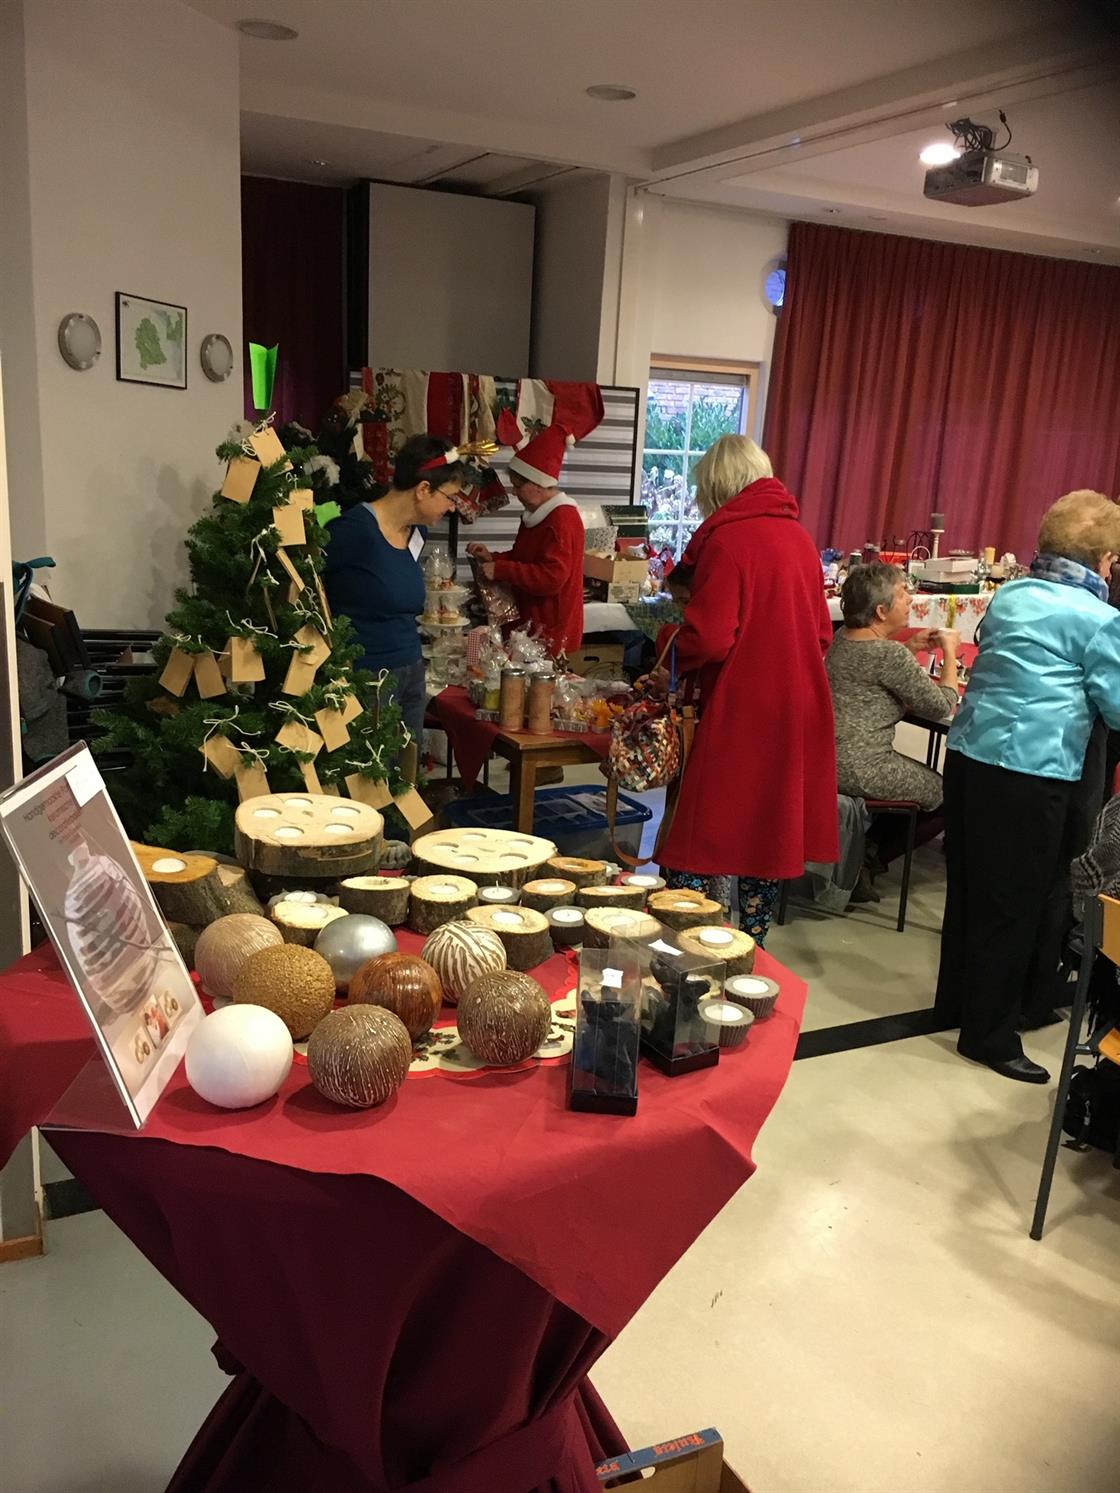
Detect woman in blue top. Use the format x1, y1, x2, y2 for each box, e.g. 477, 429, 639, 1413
322, 434, 464, 748
936, 490, 1120, 1083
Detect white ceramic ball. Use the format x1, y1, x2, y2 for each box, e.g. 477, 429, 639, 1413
185, 1004, 293, 1109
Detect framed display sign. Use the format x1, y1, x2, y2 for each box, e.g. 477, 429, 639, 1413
0, 744, 201, 1126
115, 291, 187, 389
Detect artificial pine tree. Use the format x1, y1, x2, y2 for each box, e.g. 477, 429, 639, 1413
95, 415, 413, 854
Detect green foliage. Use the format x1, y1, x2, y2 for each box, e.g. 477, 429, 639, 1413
644, 397, 686, 451
135, 317, 166, 370
687, 393, 742, 452
94, 418, 414, 854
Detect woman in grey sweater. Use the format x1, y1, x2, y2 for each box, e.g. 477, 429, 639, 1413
826, 564, 959, 810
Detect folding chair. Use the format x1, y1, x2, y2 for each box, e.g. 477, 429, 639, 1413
1031, 894, 1120, 1239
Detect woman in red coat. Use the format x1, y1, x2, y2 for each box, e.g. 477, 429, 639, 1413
657, 436, 838, 944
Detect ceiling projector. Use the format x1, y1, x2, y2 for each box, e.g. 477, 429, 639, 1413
922, 113, 1038, 207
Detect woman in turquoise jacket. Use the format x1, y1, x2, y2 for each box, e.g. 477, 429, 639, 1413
936, 490, 1120, 1084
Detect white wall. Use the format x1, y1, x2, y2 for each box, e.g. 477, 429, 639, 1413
528, 173, 627, 382
615, 195, 788, 434
0, 0, 242, 628
367, 183, 534, 375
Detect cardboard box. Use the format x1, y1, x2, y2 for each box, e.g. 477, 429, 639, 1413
584, 553, 650, 585
568, 644, 625, 679
597, 1429, 750, 1492
586, 579, 644, 604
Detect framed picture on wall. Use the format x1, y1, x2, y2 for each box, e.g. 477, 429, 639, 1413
115, 291, 187, 389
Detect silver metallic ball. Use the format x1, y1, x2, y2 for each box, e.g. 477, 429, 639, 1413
313, 914, 398, 996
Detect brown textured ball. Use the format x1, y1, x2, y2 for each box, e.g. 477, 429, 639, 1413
307, 1005, 412, 1108
194, 914, 283, 998
457, 970, 551, 1067
231, 943, 336, 1040
349, 952, 443, 1041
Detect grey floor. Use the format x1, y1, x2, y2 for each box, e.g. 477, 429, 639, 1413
6, 727, 1119, 1490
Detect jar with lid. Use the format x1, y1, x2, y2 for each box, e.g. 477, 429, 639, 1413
499, 667, 527, 730
527, 670, 556, 734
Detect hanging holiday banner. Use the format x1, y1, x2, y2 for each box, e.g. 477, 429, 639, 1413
0, 744, 202, 1128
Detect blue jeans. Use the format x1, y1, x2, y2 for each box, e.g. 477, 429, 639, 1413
386, 658, 428, 751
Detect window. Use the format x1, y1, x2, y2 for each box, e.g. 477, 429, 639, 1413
641, 359, 758, 558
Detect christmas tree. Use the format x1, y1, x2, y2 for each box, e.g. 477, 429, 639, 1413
95, 409, 413, 855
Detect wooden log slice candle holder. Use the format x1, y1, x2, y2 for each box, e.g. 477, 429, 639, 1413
675, 925, 756, 977
338, 876, 411, 926
576, 884, 647, 913
547, 906, 586, 949
411, 827, 556, 888
465, 904, 552, 971
409, 874, 479, 935
270, 900, 349, 947
545, 856, 607, 890
616, 872, 666, 903
646, 888, 723, 932
582, 908, 662, 950
520, 878, 578, 914
235, 793, 384, 882
214, 862, 267, 918
132, 842, 229, 926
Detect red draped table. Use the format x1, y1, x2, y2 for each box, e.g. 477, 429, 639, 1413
430, 688, 611, 831
0, 937, 807, 1492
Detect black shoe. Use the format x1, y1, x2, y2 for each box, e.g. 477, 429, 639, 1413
1018, 1009, 1065, 1032
848, 866, 881, 904
957, 1045, 1051, 1084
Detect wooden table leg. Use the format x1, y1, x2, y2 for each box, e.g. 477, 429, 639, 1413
511, 755, 538, 834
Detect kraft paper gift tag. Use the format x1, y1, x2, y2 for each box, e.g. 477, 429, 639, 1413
300, 760, 323, 795
275, 720, 324, 759
283, 625, 331, 696
320, 781, 341, 797
158, 647, 195, 697
272, 503, 307, 548
314, 706, 351, 753
345, 775, 394, 809
339, 690, 363, 725
315, 575, 333, 627
192, 651, 227, 700
290, 488, 314, 511
248, 427, 291, 470
228, 635, 266, 683
394, 786, 435, 834
220, 457, 258, 504
276, 549, 305, 594
217, 645, 234, 680
235, 761, 271, 802
199, 735, 242, 780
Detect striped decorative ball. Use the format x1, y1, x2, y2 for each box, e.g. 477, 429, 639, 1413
421, 920, 506, 1005
65, 843, 158, 1013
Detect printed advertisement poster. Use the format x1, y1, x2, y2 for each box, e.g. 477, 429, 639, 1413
0, 745, 201, 1125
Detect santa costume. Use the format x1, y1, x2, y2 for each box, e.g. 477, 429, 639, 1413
492, 424, 585, 656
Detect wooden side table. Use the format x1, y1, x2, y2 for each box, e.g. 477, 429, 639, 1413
489, 730, 604, 833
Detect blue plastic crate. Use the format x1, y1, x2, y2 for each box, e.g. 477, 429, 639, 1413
443, 785, 653, 861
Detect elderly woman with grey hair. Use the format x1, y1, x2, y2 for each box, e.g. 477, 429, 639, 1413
826, 562, 959, 810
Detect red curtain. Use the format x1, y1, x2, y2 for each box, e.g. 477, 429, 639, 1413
241, 176, 346, 428
764, 222, 1120, 559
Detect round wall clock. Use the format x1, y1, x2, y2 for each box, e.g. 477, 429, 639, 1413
200, 333, 234, 382
57, 313, 101, 371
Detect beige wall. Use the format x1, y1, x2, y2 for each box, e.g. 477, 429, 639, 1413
1, 0, 243, 628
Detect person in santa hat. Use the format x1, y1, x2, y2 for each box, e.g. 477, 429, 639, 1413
467, 423, 584, 656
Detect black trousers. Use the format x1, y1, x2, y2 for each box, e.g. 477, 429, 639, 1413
935, 752, 1082, 1062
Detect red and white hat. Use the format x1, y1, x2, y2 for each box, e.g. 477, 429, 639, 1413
508, 424, 574, 487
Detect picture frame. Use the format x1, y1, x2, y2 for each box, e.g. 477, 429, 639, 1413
115, 291, 188, 389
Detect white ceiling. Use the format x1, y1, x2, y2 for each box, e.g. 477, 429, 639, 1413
186, 0, 1120, 260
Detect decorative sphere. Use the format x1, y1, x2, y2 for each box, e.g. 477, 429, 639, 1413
232, 943, 336, 1040
458, 970, 551, 1067
349, 953, 443, 1040
194, 914, 282, 998
185, 1004, 293, 1109
422, 920, 506, 1005
307, 1004, 412, 1108
313, 914, 398, 995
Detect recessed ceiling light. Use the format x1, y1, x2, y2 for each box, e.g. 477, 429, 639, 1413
585, 83, 637, 102
236, 19, 299, 41
822, 206, 842, 215
308, 158, 328, 167
920, 142, 961, 167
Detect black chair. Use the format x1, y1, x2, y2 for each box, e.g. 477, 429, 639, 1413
776, 797, 919, 934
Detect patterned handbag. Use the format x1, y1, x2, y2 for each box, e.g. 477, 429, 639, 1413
606, 637, 696, 867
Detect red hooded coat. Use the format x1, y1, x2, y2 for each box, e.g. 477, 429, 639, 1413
658, 478, 839, 880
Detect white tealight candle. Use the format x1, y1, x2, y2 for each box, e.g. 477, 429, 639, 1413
698, 928, 734, 947
253, 807, 282, 820
673, 900, 697, 910
535, 880, 568, 894
151, 856, 187, 874
551, 908, 583, 925
433, 882, 460, 895
493, 910, 524, 926
727, 976, 771, 996
274, 826, 303, 840
286, 891, 318, 904
703, 1000, 746, 1023
624, 874, 659, 888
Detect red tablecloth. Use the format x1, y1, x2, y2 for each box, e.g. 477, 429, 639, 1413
431, 688, 610, 789
3, 941, 807, 1491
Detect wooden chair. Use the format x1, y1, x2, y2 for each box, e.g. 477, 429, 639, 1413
1031, 893, 1120, 1240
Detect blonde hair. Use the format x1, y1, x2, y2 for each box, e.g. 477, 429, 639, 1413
692, 436, 773, 517
1037, 490, 1120, 569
